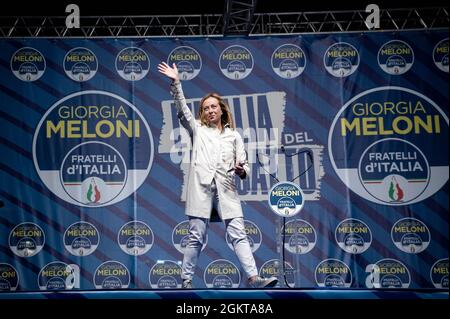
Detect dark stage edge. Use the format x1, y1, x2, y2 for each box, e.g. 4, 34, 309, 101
0, 289, 447, 299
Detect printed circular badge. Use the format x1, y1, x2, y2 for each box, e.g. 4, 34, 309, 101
60, 141, 128, 205
268, 181, 304, 217
118, 220, 154, 256
430, 258, 448, 289
219, 45, 253, 80
282, 219, 316, 254
9, 222, 45, 257
366, 258, 411, 288
64, 221, 99, 256
271, 44, 306, 79
94, 261, 130, 289
323, 42, 359, 77
328, 86, 449, 205
433, 38, 448, 73
172, 220, 207, 254
226, 219, 262, 253
38, 261, 77, 290
391, 218, 430, 253
204, 259, 240, 288
0, 263, 19, 291
33, 90, 154, 207
378, 40, 414, 75
149, 260, 182, 289
260, 259, 295, 288
167, 46, 202, 80
64, 47, 98, 82
10, 47, 46, 81
335, 218, 372, 254
315, 259, 352, 288
115, 47, 150, 81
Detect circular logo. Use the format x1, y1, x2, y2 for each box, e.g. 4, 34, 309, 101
226, 219, 262, 253
94, 261, 130, 289
63, 47, 98, 82
219, 45, 253, 80
315, 259, 352, 288
60, 142, 128, 206
10, 47, 46, 81
204, 259, 240, 288
9, 222, 45, 257
391, 218, 430, 254
118, 220, 154, 256
271, 44, 306, 79
149, 260, 182, 289
0, 263, 19, 291
433, 38, 448, 73
367, 259, 411, 288
430, 258, 448, 289
64, 221, 100, 256
335, 218, 372, 254
172, 220, 207, 254
282, 219, 316, 254
358, 138, 430, 204
38, 261, 77, 290
167, 46, 202, 81
33, 90, 154, 207
260, 259, 295, 288
268, 181, 304, 217
378, 40, 414, 75
115, 47, 150, 81
328, 87, 449, 205
323, 42, 359, 77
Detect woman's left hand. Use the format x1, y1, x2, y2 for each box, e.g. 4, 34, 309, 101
234, 162, 246, 178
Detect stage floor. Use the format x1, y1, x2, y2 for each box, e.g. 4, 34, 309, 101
0, 289, 447, 299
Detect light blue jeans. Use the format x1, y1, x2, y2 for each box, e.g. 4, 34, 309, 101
181, 216, 258, 281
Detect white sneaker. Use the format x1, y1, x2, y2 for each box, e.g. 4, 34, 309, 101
249, 276, 278, 288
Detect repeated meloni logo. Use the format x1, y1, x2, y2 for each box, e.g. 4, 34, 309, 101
33, 90, 154, 207
38, 261, 77, 290
281, 219, 317, 254
260, 259, 295, 288
271, 44, 306, 79
378, 40, 414, 75
167, 46, 202, 81
323, 42, 359, 77
94, 261, 130, 289
63, 47, 98, 82
391, 218, 430, 254
335, 218, 372, 254
268, 181, 304, 217
118, 220, 154, 256
219, 45, 253, 80
315, 259, 352, 288
149, 260, 182, 289
430, 258, 448, 289
433, 38, 448, 73
10, 47, 46, 81
115, 47, 150, 81
366, 258, 411, 288
204, 259, 240, 288
9, 222, 45, 257
64, 221, 100, 256
0, 263, 19, 291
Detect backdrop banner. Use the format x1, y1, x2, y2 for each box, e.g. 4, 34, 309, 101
0, 30, 448, 291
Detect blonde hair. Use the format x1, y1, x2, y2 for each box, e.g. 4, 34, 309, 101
198, 93, 235, 131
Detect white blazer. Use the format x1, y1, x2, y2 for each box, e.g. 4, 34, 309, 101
170, 81, 250, 220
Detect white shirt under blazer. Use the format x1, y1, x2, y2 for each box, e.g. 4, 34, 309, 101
170, 81, 250, 220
